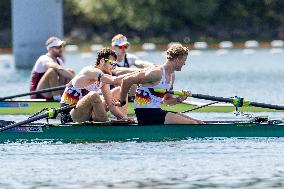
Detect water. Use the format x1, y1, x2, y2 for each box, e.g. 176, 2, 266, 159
1, 139, 284, 189
1, 49, 284, 188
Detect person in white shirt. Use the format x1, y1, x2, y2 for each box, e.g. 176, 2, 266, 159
30, 36, 75, 101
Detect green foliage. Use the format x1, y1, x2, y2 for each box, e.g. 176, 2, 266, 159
63, 0, 284, 41
0, 0, 11, 29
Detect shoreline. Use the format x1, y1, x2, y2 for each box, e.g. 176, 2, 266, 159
1, 40, 283, 53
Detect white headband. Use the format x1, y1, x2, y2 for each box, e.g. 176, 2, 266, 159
46, 40, 65, 49
111, 38, 129, 47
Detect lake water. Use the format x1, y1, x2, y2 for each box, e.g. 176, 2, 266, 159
1, 139, 284, 189
0, 48, 284, 189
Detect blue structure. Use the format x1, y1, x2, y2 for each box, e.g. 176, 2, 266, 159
12, 0, 63, 69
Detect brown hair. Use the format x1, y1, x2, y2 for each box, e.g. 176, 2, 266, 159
166, 44, 189, 60
45, 36, 61, 46
96, 47, 117, 65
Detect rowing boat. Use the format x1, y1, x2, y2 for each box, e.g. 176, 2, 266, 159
0, 100, 281, 115
1, 119, 284, 143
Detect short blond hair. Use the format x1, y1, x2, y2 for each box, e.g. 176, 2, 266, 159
166, 44, 189, 60
111, 34, 127, 42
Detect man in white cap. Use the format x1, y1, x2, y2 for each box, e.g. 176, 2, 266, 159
111, 34, 153, 75
30, 36, 75, 101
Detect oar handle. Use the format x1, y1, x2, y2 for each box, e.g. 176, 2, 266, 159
0, 85, 66, 101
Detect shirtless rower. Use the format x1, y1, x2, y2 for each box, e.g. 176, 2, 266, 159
30, 36, 75, 101
60, 47, 131, 124
118, 44, 203, 125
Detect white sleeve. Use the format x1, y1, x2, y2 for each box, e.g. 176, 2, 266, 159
33, 55, 50, 73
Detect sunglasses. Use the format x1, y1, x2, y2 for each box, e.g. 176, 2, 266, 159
54, 45, 63, 49
115, 45, 128, 49
103, 58, 117, 68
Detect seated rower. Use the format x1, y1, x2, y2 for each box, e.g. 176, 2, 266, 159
30, 36, 75, 101
117, 44, 203, 125
60, 47, 131, 124
111, 34, 153, 75
111, 34, 154, 100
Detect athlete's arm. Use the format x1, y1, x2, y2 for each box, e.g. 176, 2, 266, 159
163, 90, 190, 105
112, 67, 142, 75
119, 68, 162, 106
101, 84, 126, 120
101, 69, 142, 86
45, 61, 74, 80
134, 60, 153, 68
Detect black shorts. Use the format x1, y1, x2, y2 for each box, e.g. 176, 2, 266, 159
134, 108, 169, 125
60, 103, 73, 124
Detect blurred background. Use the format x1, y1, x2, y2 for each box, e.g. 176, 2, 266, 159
1, 0, 284, 48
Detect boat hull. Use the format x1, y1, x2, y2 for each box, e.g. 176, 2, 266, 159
2, 122, 284, 142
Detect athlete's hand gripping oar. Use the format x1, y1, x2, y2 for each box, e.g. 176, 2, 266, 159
154, 89, 284, 111
0, 85, 66, 101
0, 104, 75, 132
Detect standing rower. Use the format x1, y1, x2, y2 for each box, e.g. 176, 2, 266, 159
30, 36, 75, 101
60, 48, 131, 124
118, 44, 203, 124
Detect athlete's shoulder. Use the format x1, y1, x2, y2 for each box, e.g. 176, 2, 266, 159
126, 53, 138, 59
80, 66, 104, 76
144, 66, 162, 80
36, 54, 50, 62
126, 53, 138, 65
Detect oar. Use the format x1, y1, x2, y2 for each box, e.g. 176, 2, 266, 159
0, 104, 75, 132
181, 101, 220, 113
154, 89, 284, 111
0, 85, 66, 101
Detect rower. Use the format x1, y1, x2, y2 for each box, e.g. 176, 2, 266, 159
111, 34, 154, 100
117, 44, 203, 124
60, 47, 132, 124
111, 34, 153, 75
30, 36, 75, 101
